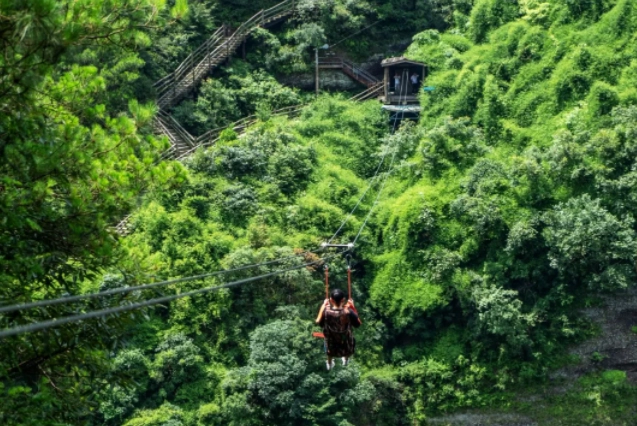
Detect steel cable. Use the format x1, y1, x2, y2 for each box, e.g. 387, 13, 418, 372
352, 67, 410, 244
0, 253, 341, 339
0, 250, 320, 314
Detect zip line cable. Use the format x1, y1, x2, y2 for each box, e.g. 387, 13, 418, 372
328, 20, 382, 49
352, 71, 410, 244
327, 65, 412, 244
1, 70, 411, 324
354, 141, 399, 244
0, 253, 343, 339
0, 250, 321, 314
326, 133, 394, 244
0, 118, 405, 336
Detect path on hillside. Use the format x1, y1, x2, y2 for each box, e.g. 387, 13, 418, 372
152, 0, 383, 159
155, 0, 296, 110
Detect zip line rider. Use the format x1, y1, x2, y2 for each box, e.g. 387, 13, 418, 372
315, 288, 361, 370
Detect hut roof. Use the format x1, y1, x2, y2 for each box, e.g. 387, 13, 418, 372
381, 56, 426, 67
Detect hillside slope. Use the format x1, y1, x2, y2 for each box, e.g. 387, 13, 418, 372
3, 0, 637, 425
106, 1, 637, 424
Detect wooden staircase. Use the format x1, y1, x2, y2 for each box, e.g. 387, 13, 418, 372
318, 56, 381, 88
175, 105, 303, 160
154, 111, 195, 158
318, 56, 384, 101
349, 82, 384, 101
154, 0, 297, 110
118, 2, 387, 235
148, 0, 385, 164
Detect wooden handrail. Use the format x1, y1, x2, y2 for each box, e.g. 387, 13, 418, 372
319, 56, 380, 87
154, 27, 225, 92
349, 82, 383, 101
174, 104, 305, 160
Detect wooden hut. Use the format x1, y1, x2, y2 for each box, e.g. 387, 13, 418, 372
381, 57, 426, 105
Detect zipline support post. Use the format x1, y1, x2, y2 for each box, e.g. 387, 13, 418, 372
314, 44, 329, 96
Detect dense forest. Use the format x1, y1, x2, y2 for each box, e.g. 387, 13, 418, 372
2, 0, 637, 425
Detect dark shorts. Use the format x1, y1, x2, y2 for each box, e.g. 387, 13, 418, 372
323, 332, 356, 357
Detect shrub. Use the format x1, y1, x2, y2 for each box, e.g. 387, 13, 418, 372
469, 0, 521, 43
270, 144, 316, 196
222, 184, 259, 221
586, 81, 619, 117
556, 0, 611, 21
542, 195, 637, 291
472, 285, 536, 351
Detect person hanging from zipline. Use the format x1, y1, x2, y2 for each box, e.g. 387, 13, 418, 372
315, 288, 361, 370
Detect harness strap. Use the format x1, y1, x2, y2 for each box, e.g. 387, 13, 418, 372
346, 254, 352, 300
347, 266, 352, 300
324, 264, 329, 299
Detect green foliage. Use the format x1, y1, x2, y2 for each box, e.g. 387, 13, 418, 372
398, 356, 490, 416
543, 195, 637, 291
515, 370, 637, 425
124, 403, 185, 426
142, 0, 216, 82
220, 318, 408, 426
90, 97, 395, 423
174, 65, 304, 134
9, 0, 637, 424
0, 1, 185, 423
371, 251, 445, 328
390, 0, 637, 419
419, 117, 487, 173
472, 285, 536, 350
171, 0, 189, 20
151, 334, 204, 399
555, 0, 613, 21
468, 0, 521, 43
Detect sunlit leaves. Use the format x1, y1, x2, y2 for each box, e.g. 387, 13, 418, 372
170, 0, 189, 20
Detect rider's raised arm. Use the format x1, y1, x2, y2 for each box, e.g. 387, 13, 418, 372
315, 299, 328, 324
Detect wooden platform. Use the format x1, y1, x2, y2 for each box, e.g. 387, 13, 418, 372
381, 94, 420, 104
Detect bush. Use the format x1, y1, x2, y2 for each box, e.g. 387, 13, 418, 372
222, 184, 259, 221
542, 195, 637, 291
469, 0, 521, 43
270, 144, 316, 196
472, 285, 536, 351
587, 81, 620, 117
556, 0, 611, 21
